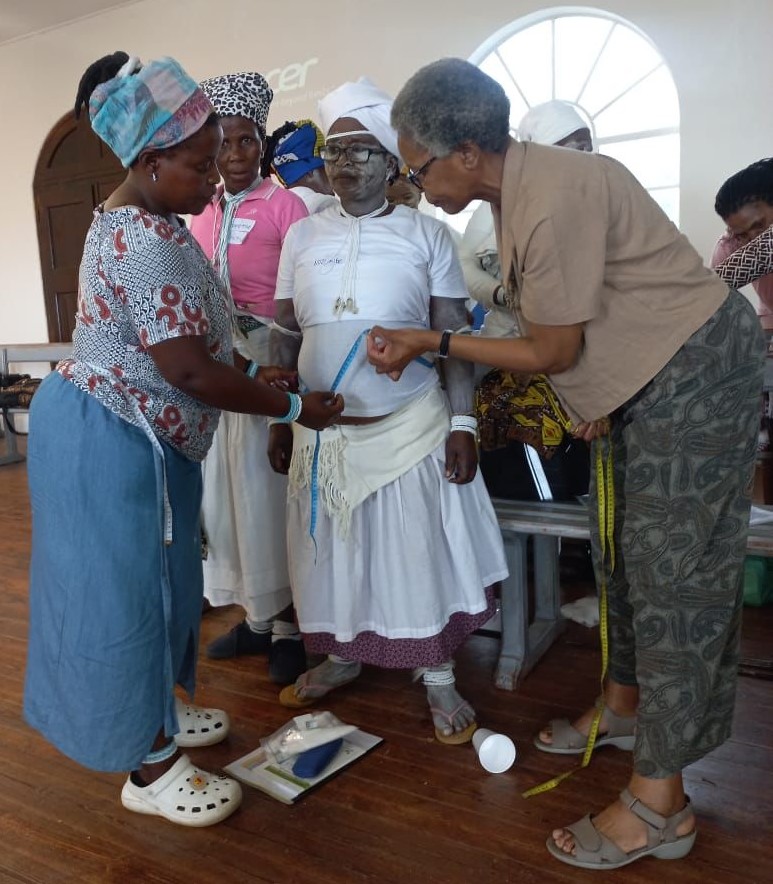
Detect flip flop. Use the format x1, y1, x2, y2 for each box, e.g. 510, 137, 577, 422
431, 704, 478, 745
534, 707, 636, 755
546, 789, 696, 870
279, 682, 319, 709
278, 665, 361, 709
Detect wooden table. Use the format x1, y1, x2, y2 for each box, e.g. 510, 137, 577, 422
493, 499, 773, 690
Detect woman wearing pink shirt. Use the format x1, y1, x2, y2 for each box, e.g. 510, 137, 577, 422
190, 72, 309, 682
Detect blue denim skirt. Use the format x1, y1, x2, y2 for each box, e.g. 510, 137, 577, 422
24, 373, 204, 772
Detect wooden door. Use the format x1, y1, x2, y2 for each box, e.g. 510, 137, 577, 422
33, 112, 124, 342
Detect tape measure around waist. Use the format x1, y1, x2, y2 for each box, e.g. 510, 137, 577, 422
522, 434, 614, 799
306, 330, 436, 554
308, 330, 366, 550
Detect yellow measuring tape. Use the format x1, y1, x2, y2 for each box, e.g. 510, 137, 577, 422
522, 433, 614, 799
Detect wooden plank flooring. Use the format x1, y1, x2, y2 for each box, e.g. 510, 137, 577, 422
1, 444, 772, 883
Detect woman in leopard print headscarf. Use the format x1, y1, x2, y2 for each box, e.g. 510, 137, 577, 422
190, 72, 312, 681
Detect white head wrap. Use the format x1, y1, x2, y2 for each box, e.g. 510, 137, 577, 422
318, 77, 401, 162
517, 100, 589, 146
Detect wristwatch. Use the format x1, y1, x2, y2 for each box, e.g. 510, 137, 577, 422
437, 329, 453, 359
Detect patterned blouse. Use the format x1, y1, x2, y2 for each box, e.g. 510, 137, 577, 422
58, 206, 233, 461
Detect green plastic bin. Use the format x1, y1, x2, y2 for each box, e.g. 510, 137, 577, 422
743, 556, 773, 607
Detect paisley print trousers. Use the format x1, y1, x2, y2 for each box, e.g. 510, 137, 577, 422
589, 289, 765, 777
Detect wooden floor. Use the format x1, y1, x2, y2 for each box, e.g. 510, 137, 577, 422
2, 441, 773, 884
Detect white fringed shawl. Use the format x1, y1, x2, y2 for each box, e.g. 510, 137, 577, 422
289, 384, 450, 538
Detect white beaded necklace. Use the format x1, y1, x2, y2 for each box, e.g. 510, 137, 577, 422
334, 198, 389, 317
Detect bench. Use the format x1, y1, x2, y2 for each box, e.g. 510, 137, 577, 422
492, 498, 773, 691
0, 343, 72, 466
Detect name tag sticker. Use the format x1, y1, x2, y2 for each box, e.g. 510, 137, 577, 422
229, 218, 255, 244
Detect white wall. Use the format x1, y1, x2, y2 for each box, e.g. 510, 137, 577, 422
1, 0, 771, 343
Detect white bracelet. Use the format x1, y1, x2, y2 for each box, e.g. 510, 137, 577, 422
450, 414, 478, 435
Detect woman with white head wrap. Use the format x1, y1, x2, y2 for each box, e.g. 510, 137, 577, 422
190, 72, 312, 684
268, 78, 507, 744
518, 99, 594, 152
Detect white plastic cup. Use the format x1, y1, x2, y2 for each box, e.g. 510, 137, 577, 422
472, 728, 516, 773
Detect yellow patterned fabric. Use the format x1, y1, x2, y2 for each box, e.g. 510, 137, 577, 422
474, 370, 572, 459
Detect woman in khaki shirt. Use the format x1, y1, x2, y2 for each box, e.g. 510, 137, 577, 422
368, 58, 765, 872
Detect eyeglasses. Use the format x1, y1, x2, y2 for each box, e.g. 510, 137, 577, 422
407, 156, 437, 191
319, 144, 387, 164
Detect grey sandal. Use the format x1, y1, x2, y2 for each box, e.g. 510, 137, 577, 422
534, 706, 636, 755
546, 789, 696, 870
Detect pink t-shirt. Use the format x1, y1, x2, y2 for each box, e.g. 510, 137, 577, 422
712, 233, 773, 316
190, 179, 308, 318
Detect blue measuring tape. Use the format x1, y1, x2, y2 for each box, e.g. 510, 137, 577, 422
307, 329, 434, 555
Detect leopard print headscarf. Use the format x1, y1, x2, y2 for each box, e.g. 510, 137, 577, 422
199, 71, 273, 132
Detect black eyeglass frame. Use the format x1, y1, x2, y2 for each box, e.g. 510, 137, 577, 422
407, 155, 438, 191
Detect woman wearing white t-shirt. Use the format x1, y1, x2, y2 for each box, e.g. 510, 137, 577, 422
268, 79, 507, 744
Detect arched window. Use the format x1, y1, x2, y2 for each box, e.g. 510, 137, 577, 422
442, 7, 680, 232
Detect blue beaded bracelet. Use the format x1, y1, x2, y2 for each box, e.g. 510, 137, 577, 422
271, 392, 303, 424
245, 361, 260, 379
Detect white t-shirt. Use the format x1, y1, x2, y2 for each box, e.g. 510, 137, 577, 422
290, 185, 338, 216
275, 204, 467, 416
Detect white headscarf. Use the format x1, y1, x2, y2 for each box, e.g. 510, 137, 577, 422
517, 100, 589, 146
318, 77, 401, 162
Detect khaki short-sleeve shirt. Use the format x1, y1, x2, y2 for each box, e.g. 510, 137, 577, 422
494, 141, 728, 423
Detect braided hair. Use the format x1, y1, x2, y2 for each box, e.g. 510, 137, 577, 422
715, 158, 773, 219
74, 51, 130, 118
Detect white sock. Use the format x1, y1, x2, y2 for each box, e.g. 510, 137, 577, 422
271, 620, 301, 642
246, 618, 273, 634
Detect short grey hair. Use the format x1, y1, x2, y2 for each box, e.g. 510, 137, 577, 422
391, 58, 510, 157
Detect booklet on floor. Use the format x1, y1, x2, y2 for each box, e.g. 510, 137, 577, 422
225, 715, 383, 805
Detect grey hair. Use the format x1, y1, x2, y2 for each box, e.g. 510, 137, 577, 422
391, 58, 510, 157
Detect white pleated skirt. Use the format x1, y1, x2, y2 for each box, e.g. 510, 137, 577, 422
201, 326, 291, 621
287, 441, 509, 668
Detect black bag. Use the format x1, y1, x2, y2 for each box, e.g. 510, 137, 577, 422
0, 373, 42, 435
479, 438, 590, 502
474, 368, 589, 502
0, 374, 41, 409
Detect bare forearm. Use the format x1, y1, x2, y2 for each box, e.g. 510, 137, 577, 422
411, 329, 577, 375
271, 301, 303, 370
442, 357, 474, 413
430, 297, 474, 412
176, 360, 292, 417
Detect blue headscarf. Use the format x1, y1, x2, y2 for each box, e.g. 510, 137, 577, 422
89, 56, 213, 167
270, 120, 325, 186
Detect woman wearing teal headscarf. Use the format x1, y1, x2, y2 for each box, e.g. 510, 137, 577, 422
24, 51, 342, 829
